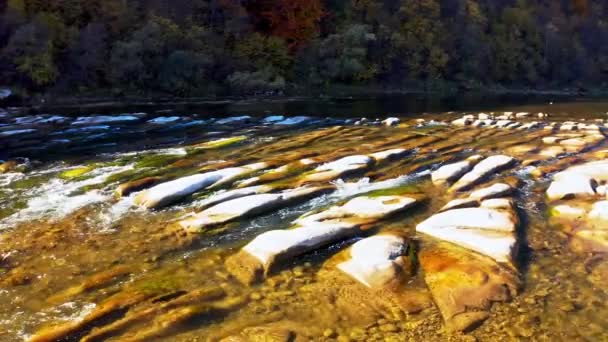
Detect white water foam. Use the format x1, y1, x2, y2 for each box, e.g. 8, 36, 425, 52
0, 164, 134, 230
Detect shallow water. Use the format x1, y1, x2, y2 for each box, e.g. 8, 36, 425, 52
2, 100, 608, 341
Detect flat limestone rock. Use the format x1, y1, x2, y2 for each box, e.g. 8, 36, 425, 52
179, 186, 330, 232
134, 163, 269, 209
432, 160, 472, 185
539, 146, 566, 158
469, 183, 513, 201
556, 160, 608, 182
449, 155, 516, 192
193, 185, 273, 210
417, 207, 518, 264
546, 172, 596, 201
226, 195, 418, 284
238, 158, 320, 187
115, 177, 162, 197
134, 173, 224, 209
296, 196, 417, 224
300, 155, 373, 183
440, 198, 478, 212
338, 234, 409, 288
419, 242, 520, 332
481, 198, 514, 210
370, 148, 408, 162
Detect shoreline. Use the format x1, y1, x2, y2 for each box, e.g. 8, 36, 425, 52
2, 86, 605, 114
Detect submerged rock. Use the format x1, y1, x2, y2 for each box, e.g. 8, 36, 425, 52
419, 242, 520, 332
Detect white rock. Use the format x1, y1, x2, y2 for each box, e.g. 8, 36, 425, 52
472, 120, 484, 127
431, 160, 472, 185
496, 120, 513, 128
338, 235, 408, 288
370, 149, 408, 162
382, 117, 400, 126
419, 225, 516, 264
135, 163, 268, 209
546, 172, 596, 201
244, 220, 359, 269
542, 136, 561, 144
555, 160, 608, 182
417, 208, 517, 263
450, 155, 515, 192
560, 124, 578, 131
302, 155, 373, 182
469, 183, 513, 201
193, 185, 273, 210
481, 198, 513, 210
135, 173, 224, 209
243, 195, 418, 271
452, 118, 471, 127
418, 207, 516, 232
440, 198, 478, 212
539, 146, 565, 158
180, 187, 328, 231
315, 155, 372, 172
296, 196, 417, 225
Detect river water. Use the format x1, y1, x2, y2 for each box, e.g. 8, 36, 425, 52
1, 96, 608, 341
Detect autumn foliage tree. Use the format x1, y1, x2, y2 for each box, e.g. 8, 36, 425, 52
246, 0, 325, 51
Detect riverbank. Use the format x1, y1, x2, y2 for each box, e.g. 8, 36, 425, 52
3, 82, 607, 111
2, 85, 606, 118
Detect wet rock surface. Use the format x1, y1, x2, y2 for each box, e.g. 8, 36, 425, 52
1, 109, 608, 341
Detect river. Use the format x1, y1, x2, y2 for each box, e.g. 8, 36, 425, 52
1, 96, 608, 341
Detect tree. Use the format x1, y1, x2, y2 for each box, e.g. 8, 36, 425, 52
247, 0, 325, 51
398, 0, 449, 80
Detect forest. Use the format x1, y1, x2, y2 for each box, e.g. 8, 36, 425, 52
0, 0, 607, 98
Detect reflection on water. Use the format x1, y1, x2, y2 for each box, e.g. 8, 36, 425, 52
1, 99, 608, 341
